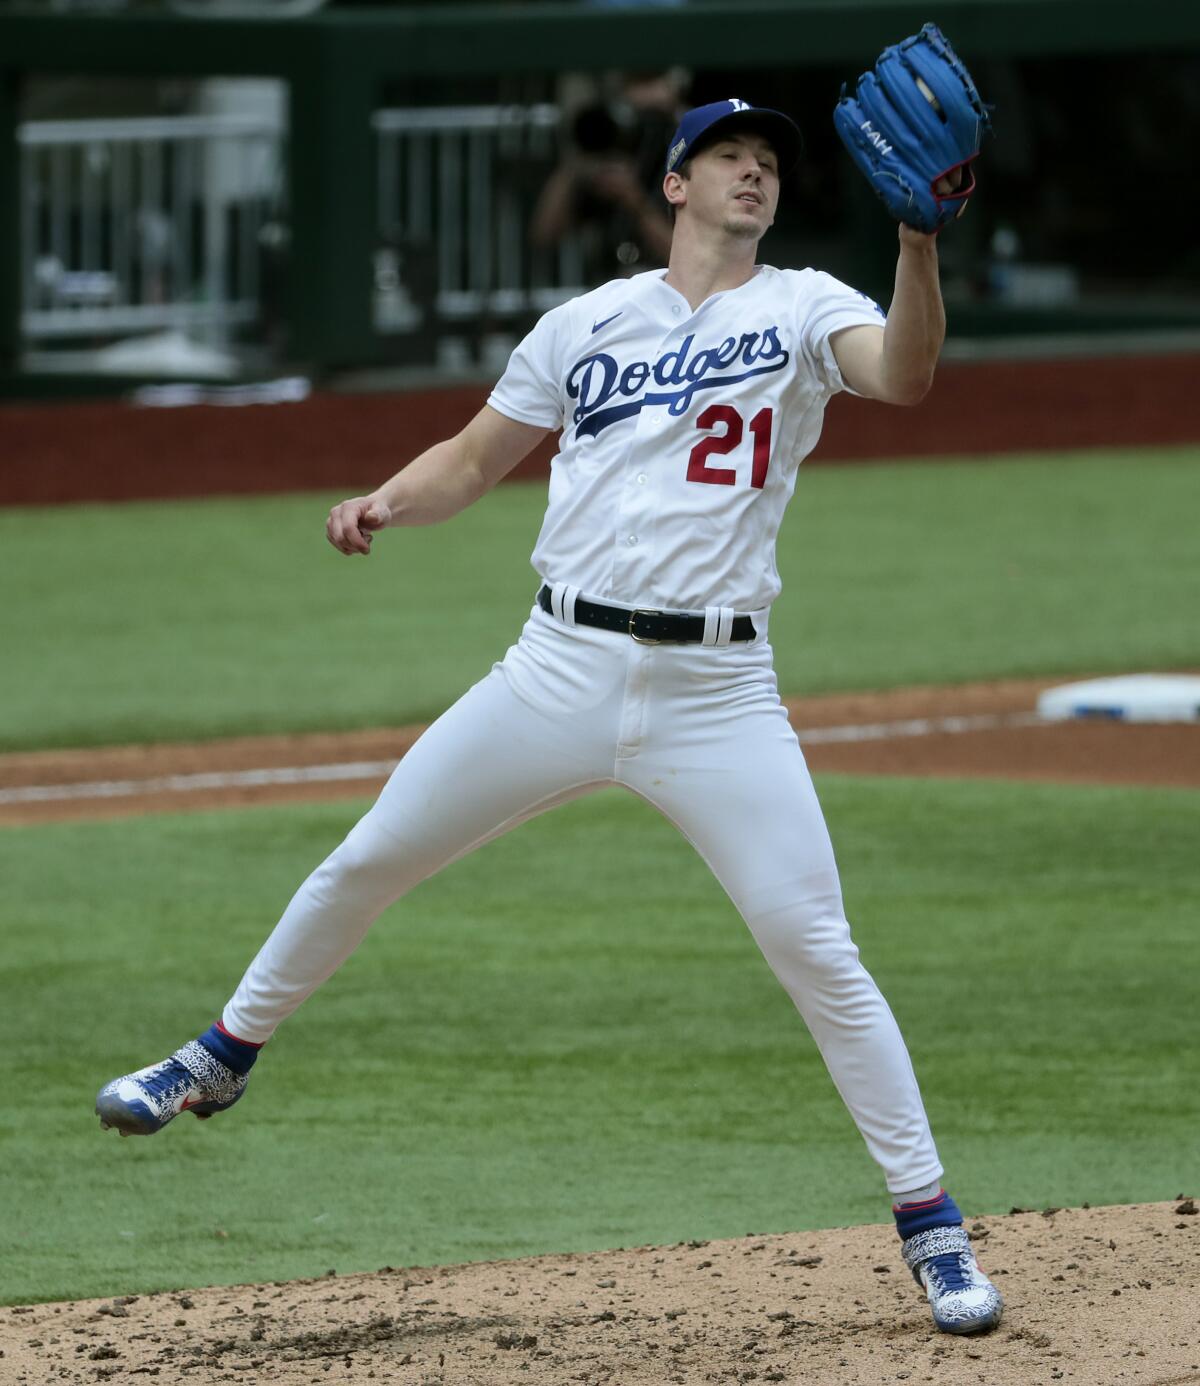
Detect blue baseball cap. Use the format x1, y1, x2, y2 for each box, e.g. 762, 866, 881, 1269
665, 99, 803, 174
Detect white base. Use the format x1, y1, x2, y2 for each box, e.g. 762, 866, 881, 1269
1037, 674, 1200, 724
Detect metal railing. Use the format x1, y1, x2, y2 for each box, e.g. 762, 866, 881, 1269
17, 101, 582, 366
373, 103, 585, 331
18, 112, 284, 348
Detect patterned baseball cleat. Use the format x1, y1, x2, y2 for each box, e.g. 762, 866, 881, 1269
96, 1039, 248, 1137
901, 1225, 1003, 1334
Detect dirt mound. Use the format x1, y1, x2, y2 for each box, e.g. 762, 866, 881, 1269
2, 1201, 1197, 1385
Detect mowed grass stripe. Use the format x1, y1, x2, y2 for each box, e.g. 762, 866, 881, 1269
1, 772, 1195, 1304
1, 445, 1197, 751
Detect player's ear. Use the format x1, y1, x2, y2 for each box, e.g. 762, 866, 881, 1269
663, 171, 687, 212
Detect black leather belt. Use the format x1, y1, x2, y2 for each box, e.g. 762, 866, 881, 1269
536, 584, 756, 645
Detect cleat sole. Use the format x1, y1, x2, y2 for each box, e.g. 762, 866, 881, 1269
95, 1093, 159, 1137
937, 1309, 1002, 1335
930, 1292, 1003, 1335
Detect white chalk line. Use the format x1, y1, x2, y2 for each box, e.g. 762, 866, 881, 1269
0, 760, 402, 805
0, 712, 1046, 808
799, 711, 1045, 744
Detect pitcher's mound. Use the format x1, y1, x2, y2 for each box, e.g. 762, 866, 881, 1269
3, 1201, 1198, 1384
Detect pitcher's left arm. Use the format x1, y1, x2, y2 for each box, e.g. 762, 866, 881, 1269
830, 225, 945, 406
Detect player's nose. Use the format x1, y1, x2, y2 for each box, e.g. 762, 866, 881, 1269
739, 165, 763, 191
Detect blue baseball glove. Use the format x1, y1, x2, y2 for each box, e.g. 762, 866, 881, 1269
833, 23, 991, 234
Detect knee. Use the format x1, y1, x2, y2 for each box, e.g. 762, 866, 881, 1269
762, 907, 863, 981
752, 908, 887, 1035
740, 871, 851, 964
309, 815, 407, 907
745, 893, 872, 1006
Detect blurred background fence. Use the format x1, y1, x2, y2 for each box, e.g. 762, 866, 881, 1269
1, 0, 1198, 398
19, 109, 282, 355
373, 103, 587, 328
16, 97, 588, 376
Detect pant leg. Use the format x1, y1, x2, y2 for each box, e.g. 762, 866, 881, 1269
622, 640, 943, 1194
224, 611, 624, 1042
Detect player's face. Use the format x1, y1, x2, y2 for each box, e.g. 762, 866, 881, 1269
679, 134, 780, 239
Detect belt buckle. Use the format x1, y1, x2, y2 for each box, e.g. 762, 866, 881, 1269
628, 608, 663, 644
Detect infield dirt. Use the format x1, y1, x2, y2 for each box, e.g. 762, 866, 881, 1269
2, 1201, 1198, 1385
2, 675, 1199, 827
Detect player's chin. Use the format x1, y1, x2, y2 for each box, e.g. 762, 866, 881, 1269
722, 209, 767, 239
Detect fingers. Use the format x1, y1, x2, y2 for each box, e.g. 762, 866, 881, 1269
363, 500, 392, 531
326, 502, 365, 555
326, 497, 388, 556
935, 163, 976, 202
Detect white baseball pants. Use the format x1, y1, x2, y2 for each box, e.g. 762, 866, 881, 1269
224, 603, 943, 1193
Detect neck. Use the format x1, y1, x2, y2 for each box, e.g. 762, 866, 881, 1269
663, 221, 760, 310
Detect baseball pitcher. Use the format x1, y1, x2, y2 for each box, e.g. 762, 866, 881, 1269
98, 27, 1001, 1334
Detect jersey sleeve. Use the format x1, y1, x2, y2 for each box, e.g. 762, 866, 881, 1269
487, 303, 570, 430
796, 270, 887, 397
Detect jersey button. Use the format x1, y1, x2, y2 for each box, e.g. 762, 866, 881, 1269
626, 534, 639, 546
636, 473, 647, 484
670, 305, 682, 317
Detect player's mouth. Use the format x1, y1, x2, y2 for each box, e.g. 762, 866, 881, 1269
733, 189, 763, 207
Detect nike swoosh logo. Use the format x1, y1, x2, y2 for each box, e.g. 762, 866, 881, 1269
591, 312, 623, 335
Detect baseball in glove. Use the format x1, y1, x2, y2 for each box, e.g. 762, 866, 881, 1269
833, 23, 991, 234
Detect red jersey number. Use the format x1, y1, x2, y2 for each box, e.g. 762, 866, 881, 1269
686, 405, 773, 490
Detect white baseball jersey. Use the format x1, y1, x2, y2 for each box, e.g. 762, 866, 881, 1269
488, 265, 885, 613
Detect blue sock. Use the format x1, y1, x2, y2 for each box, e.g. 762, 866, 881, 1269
893, 1189, 963, 1240
196, 1021, 262, 1076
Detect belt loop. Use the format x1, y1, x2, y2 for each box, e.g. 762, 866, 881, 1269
562, 586, 579, 627
550, 582, 567, 623
716, 607, 735, 645
702, 607, 721, 646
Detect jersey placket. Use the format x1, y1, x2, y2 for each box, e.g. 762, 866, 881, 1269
609, 301, 689, 605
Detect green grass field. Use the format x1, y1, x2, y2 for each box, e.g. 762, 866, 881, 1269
1, 445, 1197, 751
1, 774, 1196, 1306
2, 443, 1197, 1307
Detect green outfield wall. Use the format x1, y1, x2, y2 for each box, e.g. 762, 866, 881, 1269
1, 0, 1197, 390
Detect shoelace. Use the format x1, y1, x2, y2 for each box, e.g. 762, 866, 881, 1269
923, 1251, 974, 1294
138, 1056, 200, 1102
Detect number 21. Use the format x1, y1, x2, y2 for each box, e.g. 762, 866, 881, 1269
686, 404, 773, 489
